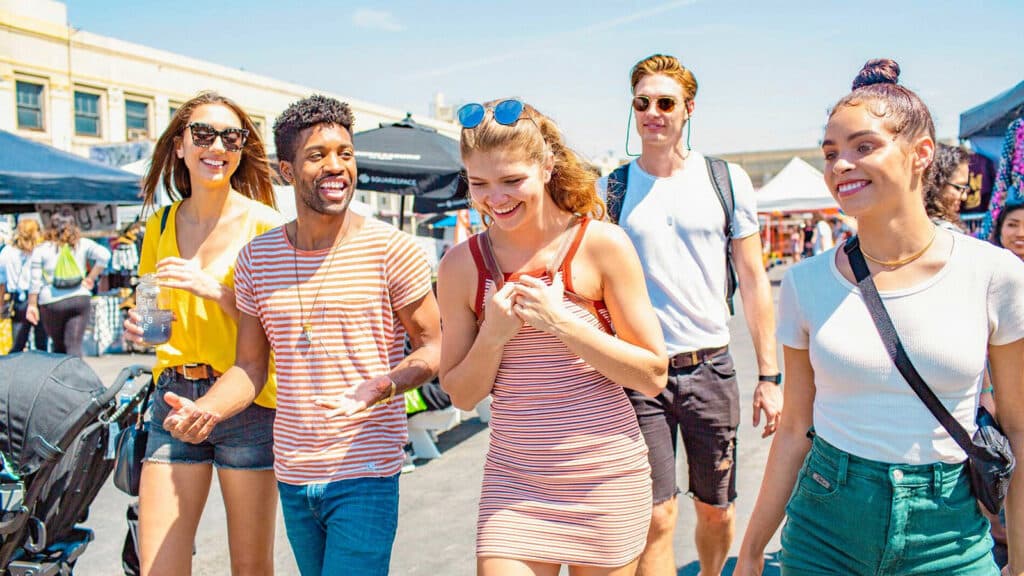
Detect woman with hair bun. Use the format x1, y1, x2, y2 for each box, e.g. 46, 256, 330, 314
736, 59, 1024, 575
438, 99, 667, 575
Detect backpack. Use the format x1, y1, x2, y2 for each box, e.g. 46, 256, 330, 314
606, 156, 739, 315
51, 244, 84, 289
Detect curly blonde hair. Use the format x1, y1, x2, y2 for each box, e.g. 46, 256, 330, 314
12, 218, 43, 252
460, 100, 604, 222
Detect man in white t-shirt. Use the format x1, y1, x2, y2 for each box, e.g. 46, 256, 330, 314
812, 216, 834, 255
599, 54, 782, 576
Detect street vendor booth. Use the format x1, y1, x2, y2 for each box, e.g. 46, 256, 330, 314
0, 129, 142, 355
755, 157, 839, 262
959, 80, 1024, 235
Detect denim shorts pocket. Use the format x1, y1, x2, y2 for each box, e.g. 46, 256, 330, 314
707, 353, 737, 379
938, 469, 980, 512
794, 460, 841, 501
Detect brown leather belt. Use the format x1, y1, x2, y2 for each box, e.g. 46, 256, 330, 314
172, 364, 222, 381
669, 345, 729, 369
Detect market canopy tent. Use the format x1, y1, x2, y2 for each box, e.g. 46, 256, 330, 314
352, 115, 467, 228
756, 157, 837, 213
960, 80, 1024, 140
0, 129, 141, 212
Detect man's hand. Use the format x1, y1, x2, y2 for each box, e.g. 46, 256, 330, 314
314, 374, 393, 418
162, 391, 221, 444
752, 380, 783, 438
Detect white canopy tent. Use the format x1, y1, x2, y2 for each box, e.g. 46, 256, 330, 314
756, 157, 837, 213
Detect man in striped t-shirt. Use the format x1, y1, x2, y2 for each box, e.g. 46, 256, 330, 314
160, 95, 441, 575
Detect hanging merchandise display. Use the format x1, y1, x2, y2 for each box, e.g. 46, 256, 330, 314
977, 119, 1024, 240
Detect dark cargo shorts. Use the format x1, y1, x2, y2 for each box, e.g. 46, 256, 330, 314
627, 349, 739, 507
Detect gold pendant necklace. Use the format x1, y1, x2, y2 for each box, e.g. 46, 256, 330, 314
293, 216, 351, 346
860, 227, 937, 269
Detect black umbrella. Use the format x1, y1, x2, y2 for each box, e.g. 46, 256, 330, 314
353, 114, 467, 230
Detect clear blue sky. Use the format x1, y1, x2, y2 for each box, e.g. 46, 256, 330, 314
67, 0, 1024, 160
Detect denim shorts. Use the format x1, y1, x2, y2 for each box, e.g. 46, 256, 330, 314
144, 368, 275, 470
627, 349, 739, 506
780, 432, 997, 575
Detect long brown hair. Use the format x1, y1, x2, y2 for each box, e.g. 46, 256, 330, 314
142, 91, 275, 210
460, 100, 604, 223
45, 209, 80, 247
12, 218, 42, 252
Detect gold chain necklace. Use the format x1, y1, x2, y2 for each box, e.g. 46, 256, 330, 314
292, 217, 351, 345
860, 228, 937, 269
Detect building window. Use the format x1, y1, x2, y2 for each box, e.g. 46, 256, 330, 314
16, 81, 44, 131
169, 104, 179, 119
125, 99, 150, 138
74, 91, 101, 136
252, 117, 264, 138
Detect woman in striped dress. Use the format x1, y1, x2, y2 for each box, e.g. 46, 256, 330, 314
438, 99, 668, 576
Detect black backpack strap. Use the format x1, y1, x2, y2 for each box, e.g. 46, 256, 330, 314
605, 164, 630, 225
844, 237, 977, 457
706, 156, 738, 315
159, 205, 171, 236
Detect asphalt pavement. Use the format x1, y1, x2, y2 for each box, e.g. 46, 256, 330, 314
72, 275, 786, 576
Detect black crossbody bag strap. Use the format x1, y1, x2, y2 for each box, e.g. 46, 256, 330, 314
844, 237, 978, 457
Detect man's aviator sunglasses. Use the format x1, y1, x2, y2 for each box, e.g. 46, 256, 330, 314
457, 99, 529, 129
186, 122, 249, 152
632, 95, 678, 114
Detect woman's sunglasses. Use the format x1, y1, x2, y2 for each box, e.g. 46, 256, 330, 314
457, 99, 529, 129
632, 95, 678, 114
186, 122, 249, 152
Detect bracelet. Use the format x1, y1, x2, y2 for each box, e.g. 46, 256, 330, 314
758, 373, 783, 385
376, 377, 397, 406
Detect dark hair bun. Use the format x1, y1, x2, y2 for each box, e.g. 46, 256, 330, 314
852, 58, 900, 90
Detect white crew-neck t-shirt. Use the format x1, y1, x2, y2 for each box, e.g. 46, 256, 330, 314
597, 152, 760, 355
777, 232, 1024, 464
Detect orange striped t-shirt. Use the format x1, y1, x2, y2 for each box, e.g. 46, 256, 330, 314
234, 218, 431, 485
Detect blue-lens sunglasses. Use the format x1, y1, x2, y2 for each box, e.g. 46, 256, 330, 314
457, 99, 529, 129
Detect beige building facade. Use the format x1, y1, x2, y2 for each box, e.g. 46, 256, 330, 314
0, 0, 459, 225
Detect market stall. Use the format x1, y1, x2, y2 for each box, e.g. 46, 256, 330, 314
755, 157, 839, 263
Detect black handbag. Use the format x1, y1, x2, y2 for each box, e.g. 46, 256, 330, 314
113, 381, 153, 496
845, 237, 1015, 514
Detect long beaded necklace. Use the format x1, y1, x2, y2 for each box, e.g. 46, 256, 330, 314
292, 216, 351, 346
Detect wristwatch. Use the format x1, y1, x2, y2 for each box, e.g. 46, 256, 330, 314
758, 373, 782, 385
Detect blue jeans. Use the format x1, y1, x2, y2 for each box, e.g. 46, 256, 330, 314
278, 475, 400, 576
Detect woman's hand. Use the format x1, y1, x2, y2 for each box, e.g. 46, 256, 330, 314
511, 274, 574, 336
163, 391, 222, 444
25, 304, 39, 326
156, 257, 223, 301
479, 282, 523, 344
123, 309, 144, 344
733, 553, 765, 576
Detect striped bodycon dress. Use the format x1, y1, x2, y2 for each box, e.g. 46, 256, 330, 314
469, 219, 652, 567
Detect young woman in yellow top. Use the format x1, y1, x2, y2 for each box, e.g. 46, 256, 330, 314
124, 91, 283, 576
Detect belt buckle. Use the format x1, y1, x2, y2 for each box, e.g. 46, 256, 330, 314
181, 364, 206, 381
690, 350, 700, 365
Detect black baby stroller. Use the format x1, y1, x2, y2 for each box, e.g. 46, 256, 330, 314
0, 352, 151, 575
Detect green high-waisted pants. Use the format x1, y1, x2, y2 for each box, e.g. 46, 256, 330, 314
780, 433, 998, 575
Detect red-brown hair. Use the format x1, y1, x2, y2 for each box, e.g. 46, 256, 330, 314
460, 100, 604, 223
630, 54, 698, 100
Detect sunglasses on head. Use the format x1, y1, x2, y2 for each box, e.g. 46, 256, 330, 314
186, 122, 249, 152
632, 95, 679, 113
457, 99, 529, 129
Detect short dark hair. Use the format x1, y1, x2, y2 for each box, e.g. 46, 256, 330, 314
273, 95, 354, 163
992, 202, 1024, 247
